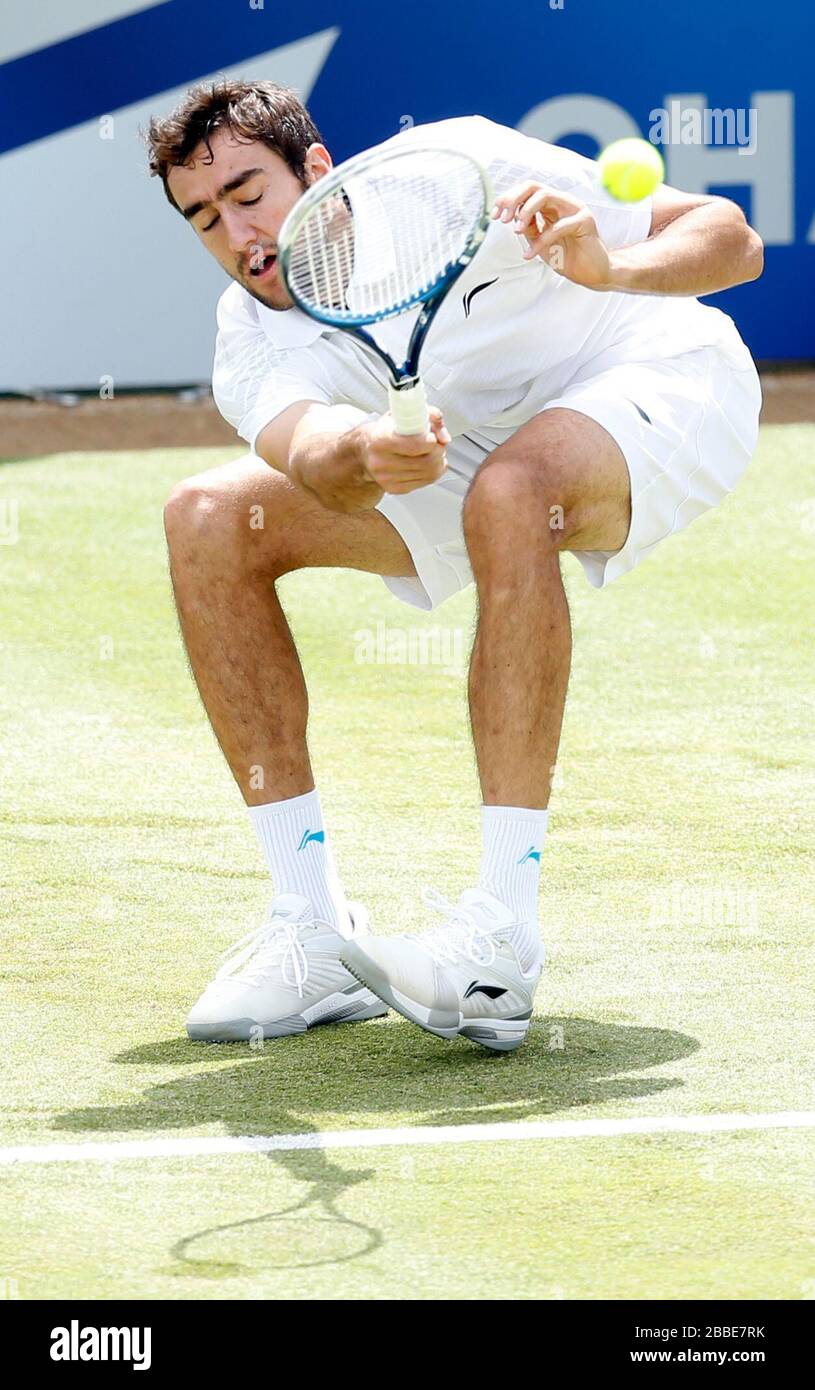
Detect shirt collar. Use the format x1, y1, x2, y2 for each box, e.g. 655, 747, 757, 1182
256, 300, 326, 348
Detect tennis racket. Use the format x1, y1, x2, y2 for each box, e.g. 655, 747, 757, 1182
277, 144, 493, 435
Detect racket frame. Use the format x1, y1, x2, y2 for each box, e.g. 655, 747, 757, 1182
278, 145, 493, 433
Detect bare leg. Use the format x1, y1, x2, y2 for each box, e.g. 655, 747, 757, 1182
164, 456, 416, 805
463, 409, 632, 808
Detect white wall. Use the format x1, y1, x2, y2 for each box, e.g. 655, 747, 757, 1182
3, 27, 338, 391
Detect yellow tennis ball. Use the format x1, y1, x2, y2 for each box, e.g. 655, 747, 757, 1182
598, 138, 665, 202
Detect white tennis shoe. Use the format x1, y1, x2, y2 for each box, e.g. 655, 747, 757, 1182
186, 894, 388, 1041
341, 887, 543, 1052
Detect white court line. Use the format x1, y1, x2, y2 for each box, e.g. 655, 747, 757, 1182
1, 1111, 814, 1167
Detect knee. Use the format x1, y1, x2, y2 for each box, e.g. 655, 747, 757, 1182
164, 476, 217, 547
463, 458, 575, 552
164, 475, 262, 572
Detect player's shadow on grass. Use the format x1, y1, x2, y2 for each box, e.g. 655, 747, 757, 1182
51, 1017, 697, 1280
59, 1015, 699, 1136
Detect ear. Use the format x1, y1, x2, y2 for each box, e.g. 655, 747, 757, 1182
303, 143, 333, 184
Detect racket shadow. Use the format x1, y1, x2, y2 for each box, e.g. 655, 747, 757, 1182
50, 1016, 697, 1281
167, 1151, 381, 1278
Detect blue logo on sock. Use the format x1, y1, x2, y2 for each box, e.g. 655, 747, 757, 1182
517, 846, 541, 865
297, 828, 325, 851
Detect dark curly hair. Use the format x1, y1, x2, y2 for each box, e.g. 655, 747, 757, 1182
145, 78, 324, 210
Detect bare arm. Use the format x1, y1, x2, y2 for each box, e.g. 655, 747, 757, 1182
255, 401, 450, 514
492, 181, 764, 298
606, 185, 764, 296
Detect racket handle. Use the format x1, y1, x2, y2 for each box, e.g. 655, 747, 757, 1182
388, 379, 430, 436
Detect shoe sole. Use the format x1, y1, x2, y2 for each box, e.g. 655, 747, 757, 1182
459, 1016, 531, 1052
186, 984, 388, 1042
341, 944, 532, 1053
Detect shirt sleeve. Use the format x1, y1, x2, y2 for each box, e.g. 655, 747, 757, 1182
212, 287, 332, 453
395, 116, 652, 253
482, 118, 653, 251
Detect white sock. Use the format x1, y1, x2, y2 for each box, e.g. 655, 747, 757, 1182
478, 804, 549, 971
248, 789, 351, 935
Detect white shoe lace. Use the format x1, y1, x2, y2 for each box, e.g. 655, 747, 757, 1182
414, 887, 498, 967
215, 909, 310, 998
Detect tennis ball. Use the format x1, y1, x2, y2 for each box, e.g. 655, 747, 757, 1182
598, 138, 664, 202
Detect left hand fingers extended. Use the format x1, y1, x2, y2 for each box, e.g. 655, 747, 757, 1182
519, 208, 596, 262
491, 180, 546, 223
492, 183, 584, 231
514, 189, 584, 235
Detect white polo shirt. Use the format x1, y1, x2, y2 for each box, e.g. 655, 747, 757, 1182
212, 115, 743, 449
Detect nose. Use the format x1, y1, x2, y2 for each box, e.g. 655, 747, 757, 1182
222, 207, 259, 258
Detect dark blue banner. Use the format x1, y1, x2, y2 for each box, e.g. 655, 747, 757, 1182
3, 0, 812, 360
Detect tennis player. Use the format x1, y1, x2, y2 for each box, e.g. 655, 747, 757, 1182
146, 80, 763, 1049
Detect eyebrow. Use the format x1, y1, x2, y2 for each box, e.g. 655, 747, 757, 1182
180, 168, 265, 222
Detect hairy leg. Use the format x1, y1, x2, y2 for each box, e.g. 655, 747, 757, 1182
164, 456, 415, 805
464, 408, 631, 808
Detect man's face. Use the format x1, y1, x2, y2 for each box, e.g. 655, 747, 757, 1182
167, 130, 331, 310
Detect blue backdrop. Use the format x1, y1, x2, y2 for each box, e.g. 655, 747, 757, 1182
3, 0, 813, 363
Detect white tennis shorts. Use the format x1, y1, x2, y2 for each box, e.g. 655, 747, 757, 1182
376, 333, 762, 610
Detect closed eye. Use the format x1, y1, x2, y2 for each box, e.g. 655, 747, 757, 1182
202, 194, 263, 233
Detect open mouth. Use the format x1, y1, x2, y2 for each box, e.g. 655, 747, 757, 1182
249, 252, 277, 280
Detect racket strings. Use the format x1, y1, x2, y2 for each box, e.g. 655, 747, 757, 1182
285, 149, 487, 322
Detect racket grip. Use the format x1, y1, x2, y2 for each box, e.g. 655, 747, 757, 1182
388, 379, 430, 436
